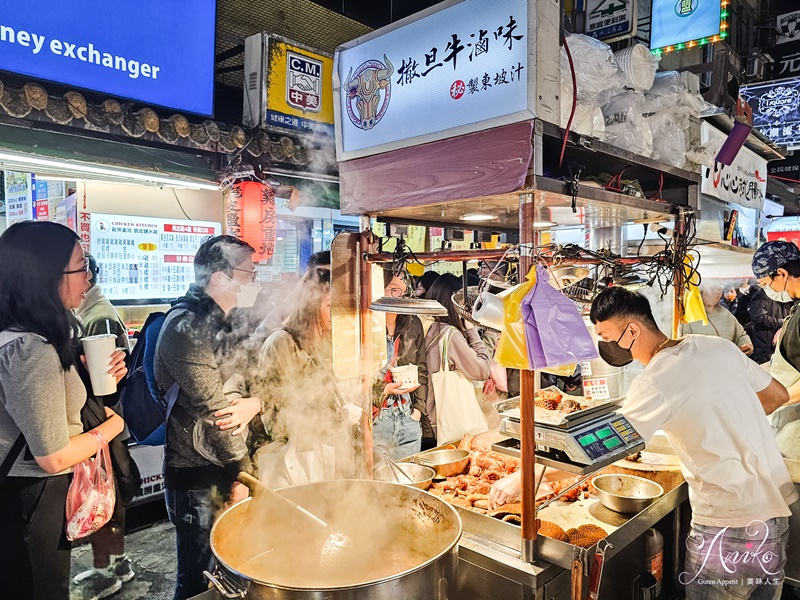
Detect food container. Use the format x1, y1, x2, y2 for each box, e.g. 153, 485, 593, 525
373, 462, 436, 490
390, 364, 419, 390
412, 449, 470, 478
207, 480, 462, 599
592, 474, 664, 514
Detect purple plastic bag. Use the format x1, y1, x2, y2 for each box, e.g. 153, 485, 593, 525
521, 265, 599, 369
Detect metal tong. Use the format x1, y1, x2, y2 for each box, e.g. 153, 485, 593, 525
382, 452, 414, 484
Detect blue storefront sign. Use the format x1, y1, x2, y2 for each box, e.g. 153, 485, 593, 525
0, 0, 216, 115
741, 78, 800, 150
650, 0, 721, 49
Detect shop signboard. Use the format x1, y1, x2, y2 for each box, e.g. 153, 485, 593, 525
89, 213, 221, 301
769, 153, 800, 184
585, 0, 637, 43
741, 78, 800, 150
243, 34, 334, 136
4, 171, 34, 226
128, 444, 164, 506
777, 10, 800, 45
0, 0, 216, 115
649, 0, 722, 50
334, 0, 532, 161
767, 41, 800, 80
700, 122, 767, 210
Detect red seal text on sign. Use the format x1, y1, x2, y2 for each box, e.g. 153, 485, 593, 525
450, 80, 466, 100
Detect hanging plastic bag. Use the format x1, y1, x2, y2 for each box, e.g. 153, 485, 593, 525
65, 431, 116, 541
682, 257, 707, 325
522, 265, 599, 369
433, 328, 489, 445
256, 436, 336, 489
495, 267, 537, 369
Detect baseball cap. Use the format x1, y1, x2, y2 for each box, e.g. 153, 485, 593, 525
751, 241, 800, 279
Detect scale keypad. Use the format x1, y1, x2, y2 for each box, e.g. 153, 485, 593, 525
611, 417, 641, 443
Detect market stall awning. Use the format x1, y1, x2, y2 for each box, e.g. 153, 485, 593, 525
0, 122, 219, 190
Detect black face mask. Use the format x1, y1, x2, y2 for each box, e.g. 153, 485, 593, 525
597, 324, 635, 367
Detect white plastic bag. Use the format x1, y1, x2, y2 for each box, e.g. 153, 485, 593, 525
433, 328, 489, 445
65, 431, 116, 541
563, 34, 623, 105
603, 91, 653, 157
256, 437, 336, 489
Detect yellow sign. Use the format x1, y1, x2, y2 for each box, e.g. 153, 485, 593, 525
266, 38, 334, 134
138, 243, 157, 252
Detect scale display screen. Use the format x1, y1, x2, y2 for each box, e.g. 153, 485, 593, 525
595, 426, 614, 439
574, 418, 638, 460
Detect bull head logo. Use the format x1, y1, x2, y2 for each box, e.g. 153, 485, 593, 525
345, 55, 394, 130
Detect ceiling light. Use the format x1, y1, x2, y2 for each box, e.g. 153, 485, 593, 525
533, 221, 558, 228
0, 151, 219, 191
460, 212, 497, 222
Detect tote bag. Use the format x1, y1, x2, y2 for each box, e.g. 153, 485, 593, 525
432, 328, 488, 445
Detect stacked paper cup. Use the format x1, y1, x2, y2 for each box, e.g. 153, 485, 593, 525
614, 44, 657, 91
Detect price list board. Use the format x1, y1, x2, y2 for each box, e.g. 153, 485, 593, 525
90, 213, 221, 301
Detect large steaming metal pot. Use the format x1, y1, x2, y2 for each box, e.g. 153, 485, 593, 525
206, 480, 462, 599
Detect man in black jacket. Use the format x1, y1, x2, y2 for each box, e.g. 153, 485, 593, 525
749, 285, 793, 364
155, 235, 262, 600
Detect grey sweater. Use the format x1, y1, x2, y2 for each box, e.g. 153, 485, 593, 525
681, 306, 752, 348
154, 287, 248, 490
0, 333, 85, 477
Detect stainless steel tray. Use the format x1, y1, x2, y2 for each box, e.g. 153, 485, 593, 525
440, 480, 687, 570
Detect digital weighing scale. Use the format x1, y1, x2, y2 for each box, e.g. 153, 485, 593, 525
492, 402, 645, 475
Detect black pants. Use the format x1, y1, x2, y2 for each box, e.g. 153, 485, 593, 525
0, 475, 72, 600
165, 486, 216, 600
90, 502, 125, 568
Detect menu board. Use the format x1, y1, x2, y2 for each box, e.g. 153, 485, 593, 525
90, 213, 221, 301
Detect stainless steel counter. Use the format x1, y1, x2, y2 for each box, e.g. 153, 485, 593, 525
453, 481, 689, 599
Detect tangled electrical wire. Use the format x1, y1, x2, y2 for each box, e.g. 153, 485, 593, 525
637, 212, 700, 297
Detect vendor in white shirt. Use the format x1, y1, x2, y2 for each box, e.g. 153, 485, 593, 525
751, 241, 800, 460
590, 286, 796, 600
490, 284, 799, 598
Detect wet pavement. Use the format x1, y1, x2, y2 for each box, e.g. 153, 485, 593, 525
70, 520, 178, 600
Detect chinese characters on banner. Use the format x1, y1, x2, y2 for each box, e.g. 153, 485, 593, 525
741, 78, 800, 150
585, 0, 636, 42
89, 213, 221, 301
4, 172, 34, 226
336, 0, 529, 159
700, 122, 768, 210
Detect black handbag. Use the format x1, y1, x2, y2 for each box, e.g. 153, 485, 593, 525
80, 394, 142, 504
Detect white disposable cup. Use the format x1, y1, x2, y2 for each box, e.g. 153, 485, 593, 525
390, 365, 419, 389
82, 334, 118, 396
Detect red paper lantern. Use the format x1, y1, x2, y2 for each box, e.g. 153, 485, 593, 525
225, 181, 277, 261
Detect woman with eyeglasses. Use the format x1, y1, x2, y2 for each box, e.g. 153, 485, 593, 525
372, 269, 432, 459
252, 267, 365, 485
0, 221, 126, 600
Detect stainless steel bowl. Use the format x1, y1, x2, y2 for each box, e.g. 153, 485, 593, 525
413, 449, 470, 478
373, 462, 436, 490
592, 474, 664, 514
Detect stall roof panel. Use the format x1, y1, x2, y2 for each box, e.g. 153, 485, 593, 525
0, 122, 218, 187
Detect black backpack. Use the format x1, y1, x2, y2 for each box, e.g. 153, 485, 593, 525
119, 305, 185, 445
